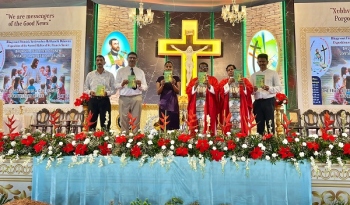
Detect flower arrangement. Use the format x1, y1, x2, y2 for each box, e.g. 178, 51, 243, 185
275, 92, 288, 106
74, 93, 90, 106
0, 112, 349, 174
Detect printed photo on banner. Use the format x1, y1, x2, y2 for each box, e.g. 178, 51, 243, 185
0, 39, 72, 104
101, 31, 131, 79
101, 31, 131, 104
310, 36, 350, 105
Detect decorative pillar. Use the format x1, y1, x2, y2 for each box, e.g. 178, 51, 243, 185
283, 0, 297, 109
84, 0, 97, 75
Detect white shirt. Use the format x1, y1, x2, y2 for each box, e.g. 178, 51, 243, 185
83, 69, 116, 96
115, 66, 148, 96
250, 69, 281, 100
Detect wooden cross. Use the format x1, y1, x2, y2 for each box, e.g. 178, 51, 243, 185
158, 20, 221, 95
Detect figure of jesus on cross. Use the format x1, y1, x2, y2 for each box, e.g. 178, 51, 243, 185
170, 45, 208, 85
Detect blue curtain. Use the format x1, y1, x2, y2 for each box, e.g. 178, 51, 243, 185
32, 157, 311, 205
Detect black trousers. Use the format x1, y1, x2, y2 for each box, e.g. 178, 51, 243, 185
88, 97, 111, 131
253, 97, 275, 135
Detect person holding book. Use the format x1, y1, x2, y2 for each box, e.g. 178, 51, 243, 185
156, 61, 181, 130
250, 53, 282, 135
83, 55, 116, 130
186, 62, 219, 135
219, 64, 253, 135
115, 52, 148, 134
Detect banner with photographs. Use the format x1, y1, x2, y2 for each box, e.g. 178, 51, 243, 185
0, 39, 72, 104
310, 36, 350, 105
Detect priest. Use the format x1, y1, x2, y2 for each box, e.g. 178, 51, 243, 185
219, 64, 253, 135
186, 62, 219, 135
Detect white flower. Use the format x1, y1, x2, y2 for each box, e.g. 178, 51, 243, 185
212, 146, 217, 150
195, 129, 198, 133
104, 137, 109, 141
150, 129, 158, 135
137, 142, 142, 146
302, 142, 306, 146
206, 134, 211, 138
167, 130, 172, 134
22, 134, 27, 139
147, 134, 154, 139
3, 136, 8, 139
26, 133, 31, 136
226, 132, 231, 136
188, 144, 193, 149
84, 138, 90, 145
170, 145, 174, 150
329, 144, 334, 150
299, 152, 305, 157
88, 131, 93, 135
265, 156, 270, 160
28, 153, 31, 156
161, 145, 166, 150
41, 134, 45, 138
258, 143, 263, 147
59, 142, 63, 146
129, 133, 134, 137
128, 139, 133, 143
242, 144, 247, 148
339, 142, 344, 148
342, 133, 348, 137
72, 141, 76, 146
312, 134, 319, 139
209, 141, 213, 145
147, 140, 153, 145
8, 149, 14, 155
241, 156, 246, 161
261, 146, 266, 151
235, 138, 239, 142
170, 140, 175, 145
295, 138, 299, 142
10, 141, 16, 147
282, 139, 288, 144
48, 146, 53, 151
326, 151, 331, 156
198, 134, 203, 138
107, 144, 112, 149
48, 151, 53, 155
126, 143, 131, 148
272, 153, 277, 158
296, 132, 300, 136
224, 147, 228, 151
314, 151, 319, 156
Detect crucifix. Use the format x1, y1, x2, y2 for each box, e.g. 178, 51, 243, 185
321, 44, 327, 64
158, 20, 221, 96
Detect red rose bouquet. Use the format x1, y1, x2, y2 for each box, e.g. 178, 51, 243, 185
275, 93, 288, 106
74, 93, 90, 106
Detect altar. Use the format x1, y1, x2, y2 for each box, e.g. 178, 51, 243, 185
31, 157, 311, 205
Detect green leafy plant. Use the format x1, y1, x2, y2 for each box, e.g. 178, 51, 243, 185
165, 197, 183, 205
130, 198, 151, 205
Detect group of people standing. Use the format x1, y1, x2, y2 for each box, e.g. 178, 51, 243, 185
84, 53, 281, 136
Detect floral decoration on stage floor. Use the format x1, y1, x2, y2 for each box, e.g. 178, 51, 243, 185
0, 109, 349, 174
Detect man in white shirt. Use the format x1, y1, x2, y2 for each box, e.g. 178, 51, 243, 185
104, 38, 128, 79
115, 52, 148, 134
250, 53, 281, 135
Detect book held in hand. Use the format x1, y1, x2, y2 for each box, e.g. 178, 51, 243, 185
164, 71, 173, 83
198, 72, 207, 85
234, 70, 243, 81
95, 85, 105, 96
128, 75, 136, 88
256, 75, 265, 88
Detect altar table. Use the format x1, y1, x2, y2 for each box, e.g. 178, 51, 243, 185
32, 157, 312, 205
